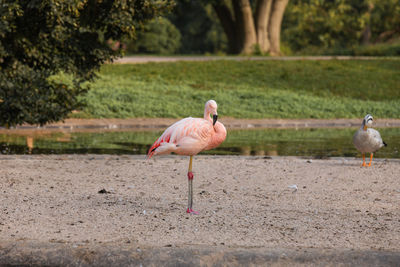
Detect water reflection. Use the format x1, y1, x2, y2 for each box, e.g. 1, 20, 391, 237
26, 136, 34, 154
0, 128, 399, 158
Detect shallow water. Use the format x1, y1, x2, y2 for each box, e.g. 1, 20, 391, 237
0, 128, 399, 158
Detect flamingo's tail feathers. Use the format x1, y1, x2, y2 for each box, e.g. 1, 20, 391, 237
147, 142, 177, 158
147, 141, 161, 159
147, 149, 156, 159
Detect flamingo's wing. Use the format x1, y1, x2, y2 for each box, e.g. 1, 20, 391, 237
147, 118, 212, 158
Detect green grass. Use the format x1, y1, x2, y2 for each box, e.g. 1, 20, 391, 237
74, 59, 400, 119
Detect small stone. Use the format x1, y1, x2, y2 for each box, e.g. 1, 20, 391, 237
98, 189, 111, 194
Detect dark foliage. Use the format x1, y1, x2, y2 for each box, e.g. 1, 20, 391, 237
126, 17, 181, 54
0, 0, 172, 126
168, 0, 227, 54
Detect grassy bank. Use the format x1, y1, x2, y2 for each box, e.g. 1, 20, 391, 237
75, 59, 400, 119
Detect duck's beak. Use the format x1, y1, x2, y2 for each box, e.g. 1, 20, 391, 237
213, 114, 218, 126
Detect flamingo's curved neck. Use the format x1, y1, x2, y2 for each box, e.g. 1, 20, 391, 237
204, 110, 212, 123
205, 122, 227, 150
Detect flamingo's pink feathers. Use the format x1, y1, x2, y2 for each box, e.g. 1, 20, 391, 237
147, 117, 224, 158
147, 100, 227, 159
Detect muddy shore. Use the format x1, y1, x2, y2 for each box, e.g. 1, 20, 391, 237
0, 155, 399, 265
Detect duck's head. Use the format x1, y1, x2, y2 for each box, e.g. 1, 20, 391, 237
363, 114, 373, 130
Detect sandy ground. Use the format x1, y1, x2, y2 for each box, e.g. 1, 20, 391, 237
0, 154, 400, 265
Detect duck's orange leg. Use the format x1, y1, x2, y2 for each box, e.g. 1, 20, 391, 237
362, 153, 367, 167
368, 153, 373, 167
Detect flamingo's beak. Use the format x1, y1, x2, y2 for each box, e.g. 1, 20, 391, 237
213, 114, 218, 126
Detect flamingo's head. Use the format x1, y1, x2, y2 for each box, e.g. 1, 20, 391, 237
362, 114, 373, 130
205, 100, 218, 125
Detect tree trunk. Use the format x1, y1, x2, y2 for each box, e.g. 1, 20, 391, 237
361, 25, 371, 45
212, 0, 288, 55
361, 2, 374, 45
233, 0, 257, 54
268, 0, 289, 56
255, 0, 273, 53
213, 2, 240, 53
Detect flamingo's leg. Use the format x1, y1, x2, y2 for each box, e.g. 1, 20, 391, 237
368, 153, 373, 167
361, 153, 367, 167
186, 156, 198, 214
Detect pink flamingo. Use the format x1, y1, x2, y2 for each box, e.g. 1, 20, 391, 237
148, 100, 227, 214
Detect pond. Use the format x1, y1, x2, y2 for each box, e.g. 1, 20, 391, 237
1, 127, 399, 158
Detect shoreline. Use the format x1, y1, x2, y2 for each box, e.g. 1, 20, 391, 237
1, 241, 399, 266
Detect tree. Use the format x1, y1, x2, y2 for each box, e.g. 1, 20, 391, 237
282, 0, 400, 53
212, 0, 289, 55
126, 17, 181, 54
283, 0, 372, 51
169, 0, 227, 54
0, 0, 172, 127
369, 0, 400, 43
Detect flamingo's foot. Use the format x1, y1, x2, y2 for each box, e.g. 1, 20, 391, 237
362, 162, 367, 167
368, 162, 372, 167
186, 208, 199, 215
